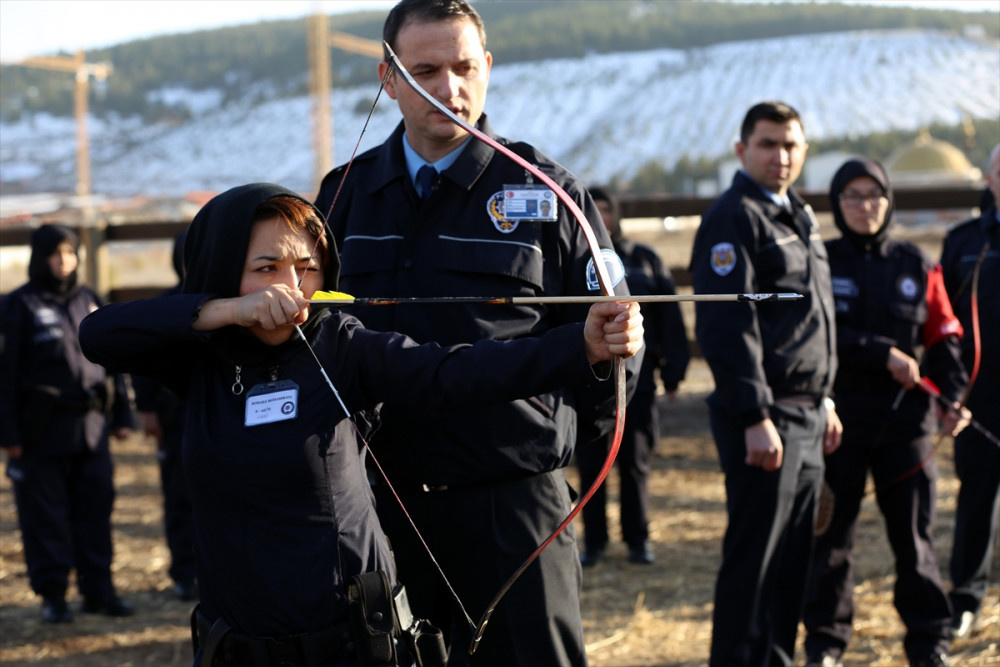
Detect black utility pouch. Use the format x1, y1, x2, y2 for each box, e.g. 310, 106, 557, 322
347, 571, 399, 666
408, 619, 447, 667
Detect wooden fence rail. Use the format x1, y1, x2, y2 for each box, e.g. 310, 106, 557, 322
0, 185, 985, 302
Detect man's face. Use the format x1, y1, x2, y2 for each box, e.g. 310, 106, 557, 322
381, 17, 492, 160
735, 119, 808, 196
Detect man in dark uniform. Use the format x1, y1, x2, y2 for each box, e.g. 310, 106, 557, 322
689, 101, 842, 666
577, 186, 689, 567
132, 230, 197, 602
315, 1, 637, 664
0, 225, 134, 623
940, 142, 1000, 641
804, 157, 968, 667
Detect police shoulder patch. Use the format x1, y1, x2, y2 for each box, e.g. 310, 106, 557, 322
896, 274, 920, 300
586, 249, 627, 292
710, 242, 737, 277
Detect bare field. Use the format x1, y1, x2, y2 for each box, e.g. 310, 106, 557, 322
1, 358, 997, 666
1, 223, 997, 666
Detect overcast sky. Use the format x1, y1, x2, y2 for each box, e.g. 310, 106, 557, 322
0, 0, 994, 63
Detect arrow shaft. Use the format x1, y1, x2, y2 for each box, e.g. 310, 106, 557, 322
309, 292, 802, 306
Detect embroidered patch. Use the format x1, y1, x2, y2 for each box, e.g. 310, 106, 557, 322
710, 242, 736, 276
486, 191, 518, 234
35, 307, 59, 326
585, 249, 627, 291
831, 276, 859, 298
896, 275, 919, 300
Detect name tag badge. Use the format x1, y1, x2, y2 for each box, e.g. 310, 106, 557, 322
503, 185, 558, 222
245, 380, 299, 427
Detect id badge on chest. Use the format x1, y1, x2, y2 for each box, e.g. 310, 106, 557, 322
503, 184, 558, 222
244, 380, 299, 427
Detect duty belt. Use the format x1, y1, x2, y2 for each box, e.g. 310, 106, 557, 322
193, 606, 356, 667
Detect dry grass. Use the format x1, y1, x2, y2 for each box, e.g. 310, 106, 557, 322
1, 359, 996, 666
573, 363, 999, 665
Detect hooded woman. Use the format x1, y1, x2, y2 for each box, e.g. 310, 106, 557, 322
78, 183, 642, 667
802, 158, 968, 667
0, 224, 135, 623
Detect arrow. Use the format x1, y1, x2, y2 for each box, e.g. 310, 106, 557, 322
308, 290, 804, 306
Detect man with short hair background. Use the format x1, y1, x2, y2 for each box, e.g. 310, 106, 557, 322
689, 100, 842, 666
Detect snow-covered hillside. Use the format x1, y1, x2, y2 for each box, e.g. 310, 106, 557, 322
1, 28, 997, 198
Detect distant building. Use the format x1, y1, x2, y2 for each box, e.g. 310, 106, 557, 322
885, 130, 982, 226
803, 151, 854, 192
886, 130, 982, 188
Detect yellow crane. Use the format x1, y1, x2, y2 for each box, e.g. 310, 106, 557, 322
308, 12, 383, 192
14, 50, 113, 198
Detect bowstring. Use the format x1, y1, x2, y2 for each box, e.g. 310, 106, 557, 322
295, 62, 478, 632
379, 42, 629, 654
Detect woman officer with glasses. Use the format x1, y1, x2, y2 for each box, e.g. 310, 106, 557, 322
802, 157, 969, 667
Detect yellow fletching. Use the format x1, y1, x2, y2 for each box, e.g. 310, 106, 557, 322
311, 290, 355, 301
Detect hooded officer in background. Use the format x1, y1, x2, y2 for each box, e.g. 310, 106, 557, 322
803, 157, 968, 667
0, 224, 135, 623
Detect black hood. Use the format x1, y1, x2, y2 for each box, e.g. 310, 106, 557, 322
829, 157, 895, 248
181, 184, 341, 363
28, 224, 78, 296
182, 183, 340, 297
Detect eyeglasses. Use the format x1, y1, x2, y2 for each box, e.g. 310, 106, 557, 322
839, 192, 887, 205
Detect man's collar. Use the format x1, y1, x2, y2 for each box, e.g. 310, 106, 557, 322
740, 170, 790, 208
402, 131, 471, 183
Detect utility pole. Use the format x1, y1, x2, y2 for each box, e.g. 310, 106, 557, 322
15, 50, 113, 198
13, 50, 113, 294
308, 12, 383, 192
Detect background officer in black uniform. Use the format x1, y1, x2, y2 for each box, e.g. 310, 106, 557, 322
315, 2, 638, 664
131, 230, 198, 602
577, 186, 689, 567
689, 101, 841, 666
803, 157, 968, 667
0, 225, 134, 623
940, 142, 1000, 641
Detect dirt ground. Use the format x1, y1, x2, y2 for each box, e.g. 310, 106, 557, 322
1, 223, 997, 666
1, 357, 997, 666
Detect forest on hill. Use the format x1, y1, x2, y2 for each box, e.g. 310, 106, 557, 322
1, 0, 996, 122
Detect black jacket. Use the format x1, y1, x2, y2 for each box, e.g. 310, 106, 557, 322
0, 226, 131, 455
940, 204, 1000, 379
317, 117, 639, 486
827, 236, 967, 435
690, 171, 836, 425
79, 183, 603, 639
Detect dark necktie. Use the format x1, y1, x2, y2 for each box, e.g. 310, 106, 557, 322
417, 165, 437, 198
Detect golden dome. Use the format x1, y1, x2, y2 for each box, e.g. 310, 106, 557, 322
886, 130, 981, 185
887, 130, 974, 173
